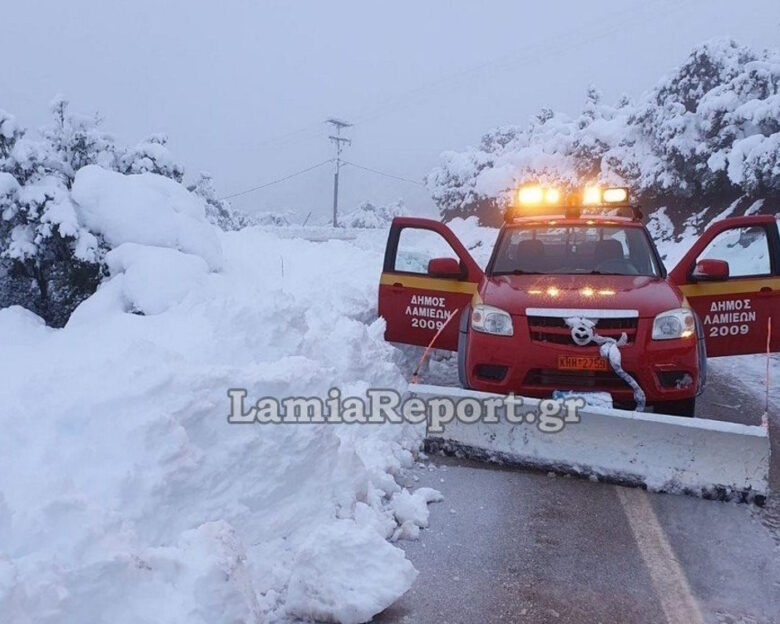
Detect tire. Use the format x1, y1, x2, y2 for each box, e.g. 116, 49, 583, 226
653, 398, 696, 417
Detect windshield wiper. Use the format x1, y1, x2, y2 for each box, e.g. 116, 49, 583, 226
492, 269, 543, 275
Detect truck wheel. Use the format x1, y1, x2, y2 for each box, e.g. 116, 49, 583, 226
654, 398, 696, 417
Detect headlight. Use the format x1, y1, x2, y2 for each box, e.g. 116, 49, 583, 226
652, 308, 695, 340
471, 304, 514, 336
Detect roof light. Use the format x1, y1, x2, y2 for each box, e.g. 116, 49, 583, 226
518, 185, 544, 205
603, 187, 629, 204
545, 188, 561, 204
582, 186, 601, 205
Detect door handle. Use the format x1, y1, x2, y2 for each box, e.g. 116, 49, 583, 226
392, 282, 404, 292
759, 286, 772, 293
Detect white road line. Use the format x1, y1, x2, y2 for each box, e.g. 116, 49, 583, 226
616, 487, 705, 624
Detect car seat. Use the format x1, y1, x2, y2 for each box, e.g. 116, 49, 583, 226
594, 239, 624, 264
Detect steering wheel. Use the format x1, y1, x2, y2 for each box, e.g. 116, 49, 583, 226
595, 258, 639, 275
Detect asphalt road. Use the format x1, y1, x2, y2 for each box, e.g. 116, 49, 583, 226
376, 361, 780, 624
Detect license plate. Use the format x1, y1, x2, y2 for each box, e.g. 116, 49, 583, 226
557, 355, 608, 371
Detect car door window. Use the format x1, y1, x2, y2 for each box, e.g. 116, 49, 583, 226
394, 227, 459, 274
697, 226, 771, 277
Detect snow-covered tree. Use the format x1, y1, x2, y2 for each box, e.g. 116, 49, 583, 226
427, 39, 779, 232
0, 173, 104, 325
0, 98, 202, 325
0, 100, 111, 325
188, 172, 249, 231
341, 199, 406, 228
120, 134, 184, 182
41, 95, 117, 187
426, 149, 499, 223
0, 110, 23, 162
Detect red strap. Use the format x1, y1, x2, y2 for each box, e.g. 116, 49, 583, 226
411, 308, 460, 384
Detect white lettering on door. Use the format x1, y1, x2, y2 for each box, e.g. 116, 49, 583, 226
703, 298, 755, 338
406, 294, 451, 330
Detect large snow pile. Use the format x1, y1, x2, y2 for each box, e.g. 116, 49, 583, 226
0, 171, 439, 623
428, 39, 779, 230
73, 165, 223, 271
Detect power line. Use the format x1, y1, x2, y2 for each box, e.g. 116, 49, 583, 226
342, 161, 424, 187
219, 159, 334, 200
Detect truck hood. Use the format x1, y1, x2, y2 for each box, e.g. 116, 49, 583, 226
480, 274, 683, 318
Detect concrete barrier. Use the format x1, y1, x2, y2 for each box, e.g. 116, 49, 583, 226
409, 384, 770, 503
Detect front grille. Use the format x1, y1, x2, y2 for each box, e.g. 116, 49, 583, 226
527, 316, 638, 346
524, 368, 634, 389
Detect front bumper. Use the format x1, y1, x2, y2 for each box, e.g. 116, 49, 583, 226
463, 315, 701, 405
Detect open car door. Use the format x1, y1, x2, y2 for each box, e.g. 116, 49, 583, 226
378, 217, 484, 351
669, 215, 780, 357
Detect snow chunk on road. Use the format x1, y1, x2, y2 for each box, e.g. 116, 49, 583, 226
71, 165, 223, 270
390, 487, 444, 540
286, 520, 417, 624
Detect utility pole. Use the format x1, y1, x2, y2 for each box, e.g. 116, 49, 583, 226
326, 118, 352, 228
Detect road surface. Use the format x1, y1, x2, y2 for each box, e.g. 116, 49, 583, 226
376, 360, 780, 624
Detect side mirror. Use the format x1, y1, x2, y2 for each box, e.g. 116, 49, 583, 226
692, 259, 729, 281
428, 257, 462, 279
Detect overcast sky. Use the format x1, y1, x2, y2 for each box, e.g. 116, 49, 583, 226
2, 0, 778, 222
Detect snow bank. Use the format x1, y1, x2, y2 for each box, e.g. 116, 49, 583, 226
0, 217, 440, 623
72, 165, 223, 270
103, 243, 210, 316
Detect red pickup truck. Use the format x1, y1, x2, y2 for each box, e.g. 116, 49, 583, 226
378, 186, 779, 416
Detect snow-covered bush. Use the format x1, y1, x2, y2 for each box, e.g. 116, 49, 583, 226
427, 39, 779, 230
341, 200, 405, 228
43, 95, 118, 185
248, 210, 293, 227
0, 101, 108, 326
0, 98, 227, 326
119, 133, 184, 182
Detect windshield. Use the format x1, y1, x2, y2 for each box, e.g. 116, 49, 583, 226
489, 224, 662, 277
